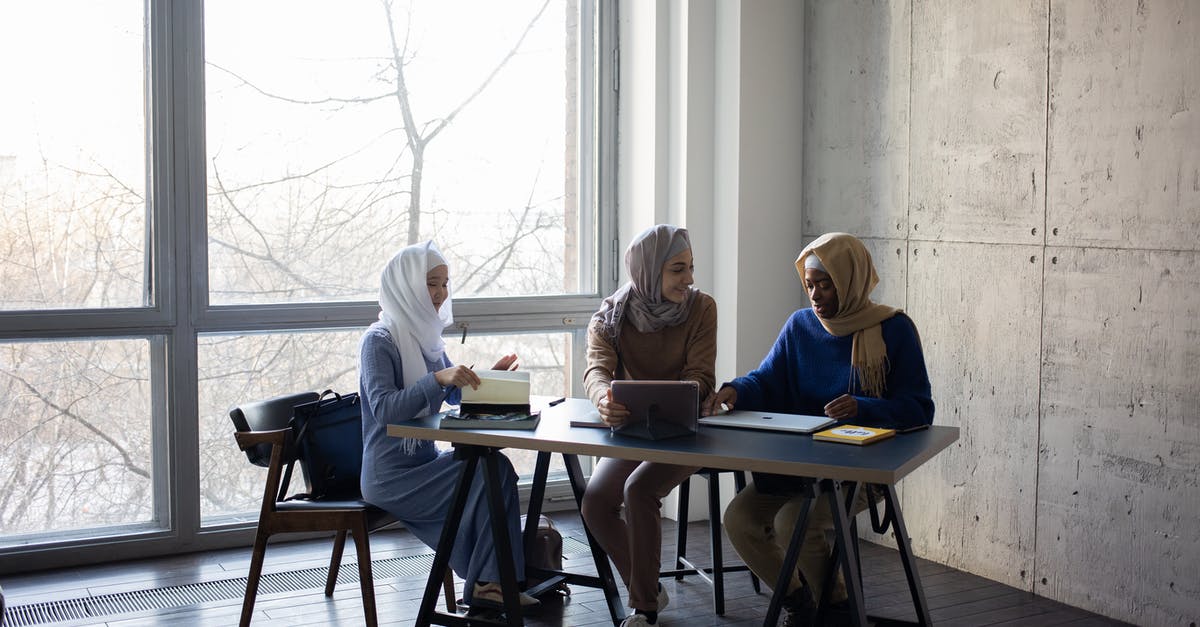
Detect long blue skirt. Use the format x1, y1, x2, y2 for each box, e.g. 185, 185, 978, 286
362, 449, 525, 602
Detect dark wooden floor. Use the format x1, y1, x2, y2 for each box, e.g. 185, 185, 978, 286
2, 511, 1129, 627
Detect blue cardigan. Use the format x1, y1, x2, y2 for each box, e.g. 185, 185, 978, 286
727, 308, 934, 431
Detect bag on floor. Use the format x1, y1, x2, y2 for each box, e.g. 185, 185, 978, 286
524, 514, 570, 597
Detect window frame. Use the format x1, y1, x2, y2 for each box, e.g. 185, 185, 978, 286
0, 0, 618, 572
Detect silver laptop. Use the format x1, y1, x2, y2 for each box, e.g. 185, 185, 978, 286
610, 380, 699, 440
699, 410, 835, 434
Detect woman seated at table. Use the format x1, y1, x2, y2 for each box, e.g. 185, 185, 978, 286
704, 232, 934, 625
359, 240, 537, 610
581, 224, 717, 627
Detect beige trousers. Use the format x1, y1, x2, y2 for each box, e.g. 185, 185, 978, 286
723, 481, 876, 603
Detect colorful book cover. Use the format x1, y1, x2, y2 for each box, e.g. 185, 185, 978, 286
812, 425, 896, 445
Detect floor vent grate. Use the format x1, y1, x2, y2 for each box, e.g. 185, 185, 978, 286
3, 551, 438, 627
4, 544, 595, 626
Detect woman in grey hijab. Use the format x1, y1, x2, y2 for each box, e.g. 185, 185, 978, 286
580, 224, 718, 627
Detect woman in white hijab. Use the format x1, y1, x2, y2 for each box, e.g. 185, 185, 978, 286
580, 224, 718, 627
358, 240, 537, 609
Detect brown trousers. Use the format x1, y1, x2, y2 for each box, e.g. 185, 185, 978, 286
580, 458, 700, 611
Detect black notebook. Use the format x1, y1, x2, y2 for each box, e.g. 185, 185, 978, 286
439, 409, 541, 430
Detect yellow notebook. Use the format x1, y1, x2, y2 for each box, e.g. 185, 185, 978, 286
813, 425, 896, 445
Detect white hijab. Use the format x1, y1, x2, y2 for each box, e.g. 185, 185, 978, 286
378, 241, 453, 415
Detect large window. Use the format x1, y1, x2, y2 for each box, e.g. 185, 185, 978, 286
204, 0, 593, 303
0, 338, 162, 539
0, 0, 615, 567
0, 4, 148, 310
198, 330, 573, 523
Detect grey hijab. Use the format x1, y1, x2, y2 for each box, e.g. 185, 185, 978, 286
592, 224, 698, 344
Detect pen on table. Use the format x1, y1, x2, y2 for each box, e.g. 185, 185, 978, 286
548, 397, 566, 407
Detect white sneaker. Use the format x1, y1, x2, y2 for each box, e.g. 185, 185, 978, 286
471, 581, 541, 608
620, 614, 655, 627
656, 584, 669, 612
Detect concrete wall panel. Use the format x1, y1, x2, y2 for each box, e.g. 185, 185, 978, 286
858, 240, 909, 549
1038, 246, 1200, 623
910, 0, 1047, 245
1048, 0, 1200, 251
867, 238, 908, 312
803, 0, 910, 240
901, 241, 1041, 588
797, 0, 1199, 620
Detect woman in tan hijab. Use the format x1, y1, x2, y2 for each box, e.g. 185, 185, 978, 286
706, 232, 934, 626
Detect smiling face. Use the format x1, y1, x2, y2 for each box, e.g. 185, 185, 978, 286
426, 264, 449, 311
660, 248, 694, 304
804, 267, 839, 318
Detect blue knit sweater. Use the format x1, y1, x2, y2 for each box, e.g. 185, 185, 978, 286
728, 308, 934, 431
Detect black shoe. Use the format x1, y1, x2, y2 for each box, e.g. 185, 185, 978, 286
817, 599, 854, 627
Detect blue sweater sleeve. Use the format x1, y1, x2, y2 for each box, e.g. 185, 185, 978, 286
359, 329, 454, 425
854, 314, 935, 430
727, 310, 934, 429
729, 311, 807, 411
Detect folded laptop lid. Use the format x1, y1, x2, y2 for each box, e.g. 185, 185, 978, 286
610, 380, 699, 440
699, 410, 835, 434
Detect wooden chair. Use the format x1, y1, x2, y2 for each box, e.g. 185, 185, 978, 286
230, 391, 455, 626
660, 468, 760, 615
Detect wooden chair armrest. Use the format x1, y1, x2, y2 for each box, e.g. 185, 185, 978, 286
234, 428, 289, 450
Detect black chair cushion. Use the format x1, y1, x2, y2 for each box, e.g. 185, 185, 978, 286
274, 500, 398, 529
230, 391, 320, 467
276, 499, 372, 511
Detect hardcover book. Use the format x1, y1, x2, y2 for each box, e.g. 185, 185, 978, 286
812, 425, 896, 445
460, 370, 531, 414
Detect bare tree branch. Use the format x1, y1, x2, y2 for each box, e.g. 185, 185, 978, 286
380, 0, 552, 243
2, 370, 151, 480
207, 61, 396, 107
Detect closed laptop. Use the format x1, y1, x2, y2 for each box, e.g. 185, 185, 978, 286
610, 380, 699, 440
699, 410, 835, 434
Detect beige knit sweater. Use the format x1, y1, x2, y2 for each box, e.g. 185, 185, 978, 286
583, 291, 717, 406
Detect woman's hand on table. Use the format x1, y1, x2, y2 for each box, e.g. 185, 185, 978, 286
703, 385, 737, 416
597, 389, 630, 427
824, 394, 859, 420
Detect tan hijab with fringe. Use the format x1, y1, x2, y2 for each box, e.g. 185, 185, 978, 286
796, 233, 898, 398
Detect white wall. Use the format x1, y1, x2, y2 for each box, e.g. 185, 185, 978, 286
618, 0, 806, 381
619, 1, 1200, 625
617, 0, 806, 522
